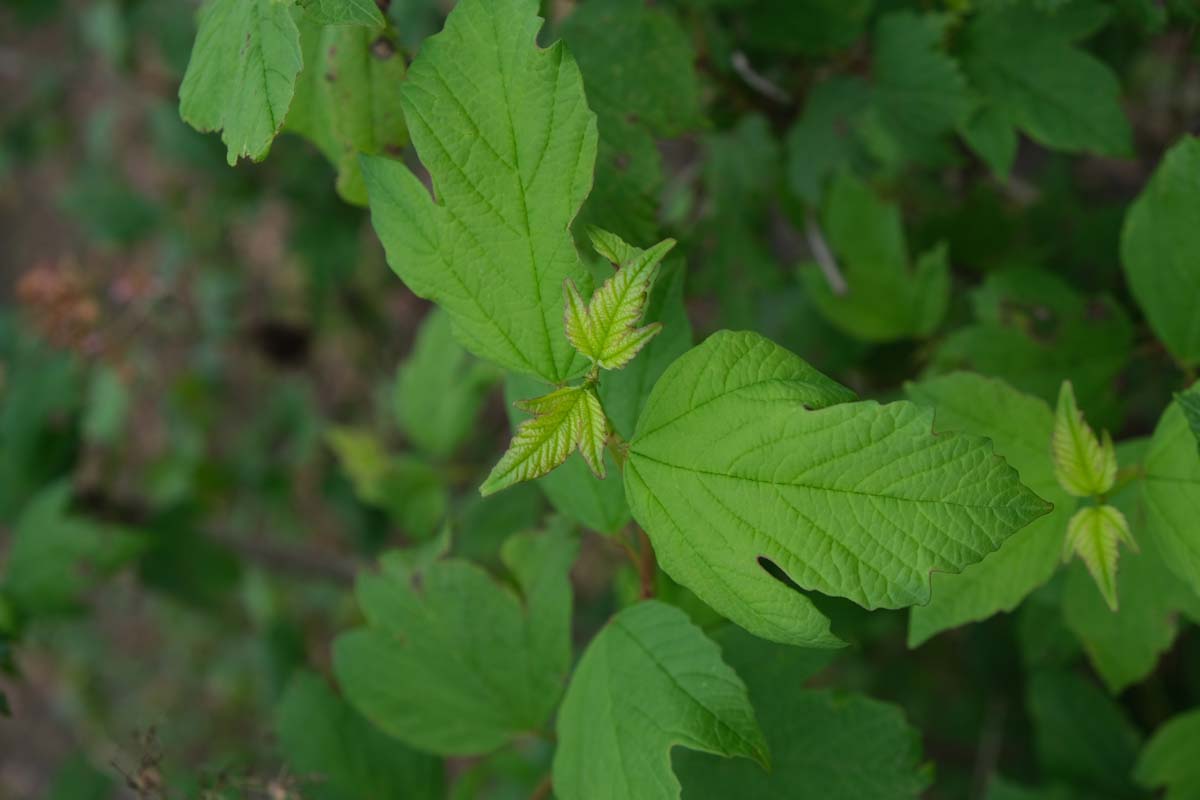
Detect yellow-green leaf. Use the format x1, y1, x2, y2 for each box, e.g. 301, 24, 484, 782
1063, 504, 1137, 611
1052, 380, 1117, 497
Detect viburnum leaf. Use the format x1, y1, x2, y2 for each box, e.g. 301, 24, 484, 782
1135, 710, 1200, 800
623, 331, 1051, 647
1052, 380, 1117, 497
179, 0, 303, 166
333, 525, 577, 755
1178, 383, 1200, 454
360, 0, 597, 382
296, 0, 384, 27
904, 374, 1072, 647
1141, 395, 1200, 596
482, 384, 607, 496
1062, 504, 1137, 612
553, 601, 768, 800
1121, 137, 1200, 368
564, 230, 675, 371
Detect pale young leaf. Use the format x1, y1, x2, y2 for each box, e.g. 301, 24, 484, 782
483, 385, 606, 496
1052, 380, 1117, 497
1063, 504, 1137, 611
564, 231, 675, 371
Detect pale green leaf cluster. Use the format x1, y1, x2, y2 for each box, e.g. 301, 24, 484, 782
1121, 137, 1200, 368
179, 0, 304, 166
333, 525, 577, 755
801, 173, 949, 343
1062, 504, 1136, 612
1051, 381, 1117, 498
623, 331, 1050, 647
481, 385, 607, 497
361, 0, 597, 382
565, 232, 675, 371
1135, 709, 1200, 800
553, 601, 767, 800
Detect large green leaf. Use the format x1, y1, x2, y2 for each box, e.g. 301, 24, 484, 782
553, 601, 767, 800
361, 0, 597, 382
1121, 137, 1200, 367
676, 626, 930, 799
1141, 394, 1200, 596
275, 670, 442, 800
962, 2, 1131, 157
624, 331, 1051, 647
800, 173, 949, 342
333, 525, 577, 755
179, 0, 304, 166
905, 374, 1071, 647
1135, 710, 1200, 800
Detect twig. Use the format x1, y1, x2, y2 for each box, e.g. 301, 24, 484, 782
730, 51, 791, 105
805, 211, 848, 296
529, 773, 553, 800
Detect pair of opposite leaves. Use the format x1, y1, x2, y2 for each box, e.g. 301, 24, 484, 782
357, 0, 1051, 649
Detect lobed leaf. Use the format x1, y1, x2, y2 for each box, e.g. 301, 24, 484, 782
1062, 504, 1135, 612
553, 601, 767, 800
361, 0, 597, 382
624, 331, 1051, 647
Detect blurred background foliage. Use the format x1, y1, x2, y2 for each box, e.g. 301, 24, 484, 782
1, 0, 1199, 798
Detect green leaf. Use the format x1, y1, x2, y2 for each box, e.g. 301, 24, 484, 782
800, 173, 949, 342
1028, 669, 1142, 796
179, 0, 304, 166
561, 0, 703, 242
676, 626, 930, 799
3, 484, 144, 617
870, 12, 971, 163
784, 77, 873, 205
1062, 504, 1136, 611
740, 0, 873, 57
1052, 380, 1117, 497
905, 374, 1072, 647
962, 2, 1131, 157
553, 601, 768, 800
1179, 383, 1200, 454
482, 383, 608, 497
1135, 710, 1200, 800
286, 19, 408, 204
46, 754, 113, 800
333, 525, 577, 755
276, 670, 443, 800
361, 0, 597, 382
624, 331, 1051, 647
326, 428, 447, 537
1121, 136, 1200, 367
1141, 394, 1200, 596
395, 309, 500, 460
505, 375, 629, 534
296, 0, 384, 27
565, 232, 675, 371
960, 102, 1019, 180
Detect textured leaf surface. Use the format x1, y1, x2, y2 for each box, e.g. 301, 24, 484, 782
1052, 381, 1116, 497
962, 3, 1131, 156
179, 0, 303, 166
677, 626, 930, 799
333, 526, 576, 755
1135, 710, 1200, 800
905, 374, 1071, 647
553, 601, 767, 800
1062, 504, 1135, 611
362, 0, 597, 381
275, 670, 442, 800
297, 0, 384, 26
565, 233, 674, 370
1121, 137, 1200, 367
505, 375, 629, 534
482, 384, 607, 496
624, 331, 1050, 646
801, 173, 949, 342
1141, 395, 1200, 595
395, 309, 499, 460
